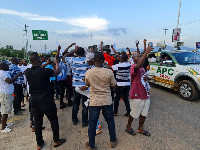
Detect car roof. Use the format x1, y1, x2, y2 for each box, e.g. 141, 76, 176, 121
151, 50, 193, 54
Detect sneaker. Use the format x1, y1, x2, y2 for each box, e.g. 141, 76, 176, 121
1, 127, 12, 133
6, 123, 14, 127
96, 128, 101, 135
110, 138, 118, 148
97, 124, 101, 129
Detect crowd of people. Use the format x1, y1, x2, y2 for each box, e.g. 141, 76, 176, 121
0, 39, 153, 150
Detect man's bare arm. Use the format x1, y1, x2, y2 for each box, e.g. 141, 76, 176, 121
5, 73, 22, 84
62, 43, 76, 55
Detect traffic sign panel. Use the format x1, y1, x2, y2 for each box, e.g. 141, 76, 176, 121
32, 30, 48, 40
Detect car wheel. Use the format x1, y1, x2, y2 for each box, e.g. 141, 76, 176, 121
178, 80, 199, 101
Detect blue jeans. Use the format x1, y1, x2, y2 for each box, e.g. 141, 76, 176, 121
114, 86, 131, 114
89, 105, 116, 149
72, 87, 88, 125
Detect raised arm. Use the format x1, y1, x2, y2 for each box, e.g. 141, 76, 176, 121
126, 47, 131, 56
53, 55, 60, 76
134, 46, 153, 71
56, 45, 61, 59
100, 41, 104, 53
41, 57, 51, 68
143, 39, 147, 53
136, 41, 140, 53
65, 44, 78, 57
111, 44, 117, 54
62, 43, 76, 55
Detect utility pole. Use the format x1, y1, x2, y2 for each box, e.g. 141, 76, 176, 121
91, 31, 92, 41
23, 24, 29, 59
88, 30, 94, 44
163, 28, 168, 44
44, 44, 47, 54
177, 0, 181, 28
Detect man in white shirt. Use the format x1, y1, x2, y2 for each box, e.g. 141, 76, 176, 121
0, 62, 22, 133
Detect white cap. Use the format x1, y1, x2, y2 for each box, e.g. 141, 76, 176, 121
86, 53, 94, 62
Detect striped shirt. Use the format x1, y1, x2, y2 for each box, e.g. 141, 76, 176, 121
112, 62, 131, 86
68, 57, 90, 87
9, 64, 24, 84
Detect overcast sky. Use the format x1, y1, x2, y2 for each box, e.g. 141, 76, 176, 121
0, 0, 200, 53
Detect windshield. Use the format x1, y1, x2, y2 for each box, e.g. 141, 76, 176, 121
171, 52, 200, 65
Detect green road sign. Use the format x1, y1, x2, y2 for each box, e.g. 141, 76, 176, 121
32, 30, 48, 40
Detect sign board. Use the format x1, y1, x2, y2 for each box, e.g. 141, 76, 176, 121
196, 42, 200, 49
32, 30, 48, 40
172, 28, 181, 42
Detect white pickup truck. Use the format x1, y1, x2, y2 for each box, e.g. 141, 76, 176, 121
148, 50, 200, 101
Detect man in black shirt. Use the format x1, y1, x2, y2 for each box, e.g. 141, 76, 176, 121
25, 49, 65, 150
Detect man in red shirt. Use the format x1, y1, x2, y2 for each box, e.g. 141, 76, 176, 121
126, 46, 152, 137
103, 49, 115, 66
100, 41, 117, 66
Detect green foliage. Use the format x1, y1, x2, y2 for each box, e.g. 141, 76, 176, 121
0, 45, 31, 59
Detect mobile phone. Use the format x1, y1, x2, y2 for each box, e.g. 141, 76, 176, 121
149, 42, 153, 47
50, 57, 55, 61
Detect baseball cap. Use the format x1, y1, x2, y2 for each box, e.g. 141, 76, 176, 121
86, 53, 94, 62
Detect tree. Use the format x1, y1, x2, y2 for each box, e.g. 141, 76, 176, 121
0, 45, 25, 58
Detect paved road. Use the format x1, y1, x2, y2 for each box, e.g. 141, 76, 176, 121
1, 84, 200, 150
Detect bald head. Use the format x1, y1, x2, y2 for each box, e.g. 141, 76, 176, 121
29, 52, 40, 65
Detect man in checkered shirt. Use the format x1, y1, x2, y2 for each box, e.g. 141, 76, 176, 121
9, 57, 24, 115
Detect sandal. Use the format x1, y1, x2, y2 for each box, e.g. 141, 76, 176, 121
138, 130, 151, 137
54, 139, 66, 148
125, 128, 136, 136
